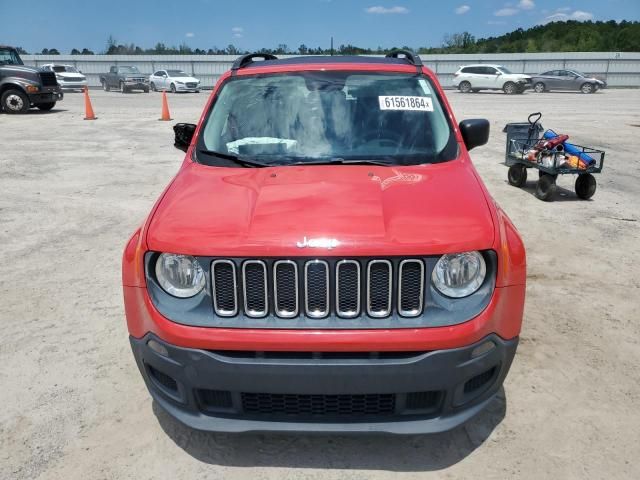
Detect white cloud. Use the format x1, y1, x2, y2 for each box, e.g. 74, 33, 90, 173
231, 26, 244, 38
365, 6, 409, 14
571, 10, 594, 20
518, 0, 535, 10
455, 5, 470, 14
495, 7, 518, 16
185, 32, 194, 38
542, 9, 594, 23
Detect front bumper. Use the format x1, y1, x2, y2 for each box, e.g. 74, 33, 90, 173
130, 333, 518, 434
174, 84, 199, 91
29, 90, 63, 105
123, 80, 148, 90
59, 80, 87, 90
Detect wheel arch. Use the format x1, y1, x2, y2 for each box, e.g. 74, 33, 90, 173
0, 80, 28, 96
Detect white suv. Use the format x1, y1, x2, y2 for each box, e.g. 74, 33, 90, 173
453, 64, 531, 94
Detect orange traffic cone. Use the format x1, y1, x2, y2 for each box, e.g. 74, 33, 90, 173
83, 86, 96, 120
159, 90, 172, 121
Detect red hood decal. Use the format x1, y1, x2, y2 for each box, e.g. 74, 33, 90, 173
147, 161, 494, 256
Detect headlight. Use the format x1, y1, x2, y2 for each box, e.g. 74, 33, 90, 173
155, 253, 205, 298
176, 81, 185, 85
432, 251, 486, 298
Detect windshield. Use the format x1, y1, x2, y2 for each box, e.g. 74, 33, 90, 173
0, 48, 23, 65
167, 70, 187, 76
569, 70, 585, 77
52, 65, 78, 73
498, 66, 513, 74
198, 71, 456, 166
120, 66, 140, 74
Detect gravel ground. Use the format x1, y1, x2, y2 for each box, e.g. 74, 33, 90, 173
1, 88, 639, 480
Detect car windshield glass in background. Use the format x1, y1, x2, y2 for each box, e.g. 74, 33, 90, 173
120, 66, 140, 73
52, 66, 78, 73
570, 70, 585, 77
498, 66, 513, 74
199, 72, 456, 166
0, 49, 22, 65
167, 70, 187, 76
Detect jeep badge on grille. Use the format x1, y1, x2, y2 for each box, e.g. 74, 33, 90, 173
296, 237, 340, 249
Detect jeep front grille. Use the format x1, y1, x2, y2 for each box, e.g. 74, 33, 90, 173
336, 260, 360, 318
305, 260, 329, 318
273, 260, 298, 318
242, 260, 268, 317
210, 258, 427, 320
212, 260, 237, 317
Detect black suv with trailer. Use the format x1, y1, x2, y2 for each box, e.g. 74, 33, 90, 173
0, 46, 63, 113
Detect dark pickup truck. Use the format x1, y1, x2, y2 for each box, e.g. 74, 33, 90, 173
100, 66, 149, 93
0, 45, 63, 114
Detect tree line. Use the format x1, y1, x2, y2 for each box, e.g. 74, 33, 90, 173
16, 20, 640, 56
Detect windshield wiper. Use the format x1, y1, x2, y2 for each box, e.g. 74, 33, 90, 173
197, 149, 272, 168
287, 157, 394, 166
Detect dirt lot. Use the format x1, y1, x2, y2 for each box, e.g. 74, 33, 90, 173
1, 87, 639, 480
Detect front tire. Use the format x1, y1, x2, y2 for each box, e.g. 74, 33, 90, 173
102, 80, 110, 92
120, 81, 127, 93
581, 83, 594, 94
575, 173, 596, 199
534, 82, 546, 93
150, 82, 156, 92
37, 102, 56, 111
170, 83, 177, 93
535, 173, 557, 201
1, 89, 30, 114
503, 82, 517, 95
508, 164, 528, 187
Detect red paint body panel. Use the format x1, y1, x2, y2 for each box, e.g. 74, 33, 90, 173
123, 59, 526, 352
146, 160, 495, 257
124, 284, 524, 351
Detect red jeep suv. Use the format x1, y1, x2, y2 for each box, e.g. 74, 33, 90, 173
123, 51, 526, 434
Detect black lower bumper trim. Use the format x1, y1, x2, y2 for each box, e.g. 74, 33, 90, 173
130, 334, 518, 434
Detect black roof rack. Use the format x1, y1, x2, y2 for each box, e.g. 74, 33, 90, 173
232, 53, 278, 70
385, 49, 423, 67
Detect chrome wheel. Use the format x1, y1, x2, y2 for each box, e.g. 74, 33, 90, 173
534, 82, 545, 93
5, 93, 24, 111
503, 82, 516, 94
459, 81, 471, 93
581, 83, 593, 94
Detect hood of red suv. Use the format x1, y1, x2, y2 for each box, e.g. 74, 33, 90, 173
146, 160, 494, 257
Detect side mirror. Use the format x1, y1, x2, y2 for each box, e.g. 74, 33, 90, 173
173, 123, 196, 152
459, 119, 490, 151
495, 71, 502, 75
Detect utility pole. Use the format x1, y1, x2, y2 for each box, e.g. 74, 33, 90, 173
330, 36, 334, 56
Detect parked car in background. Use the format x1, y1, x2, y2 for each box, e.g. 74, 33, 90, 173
149, 69, 200, 93
0, 45, 63, 113
100, 66, 149, 93
530, 69, 605, 94
41, 64, 87, 91
453, 64, 531, 94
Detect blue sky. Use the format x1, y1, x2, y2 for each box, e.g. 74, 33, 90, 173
1, 0, 639, 53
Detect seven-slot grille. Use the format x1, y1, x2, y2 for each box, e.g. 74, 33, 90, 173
211, 259, 426, 319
